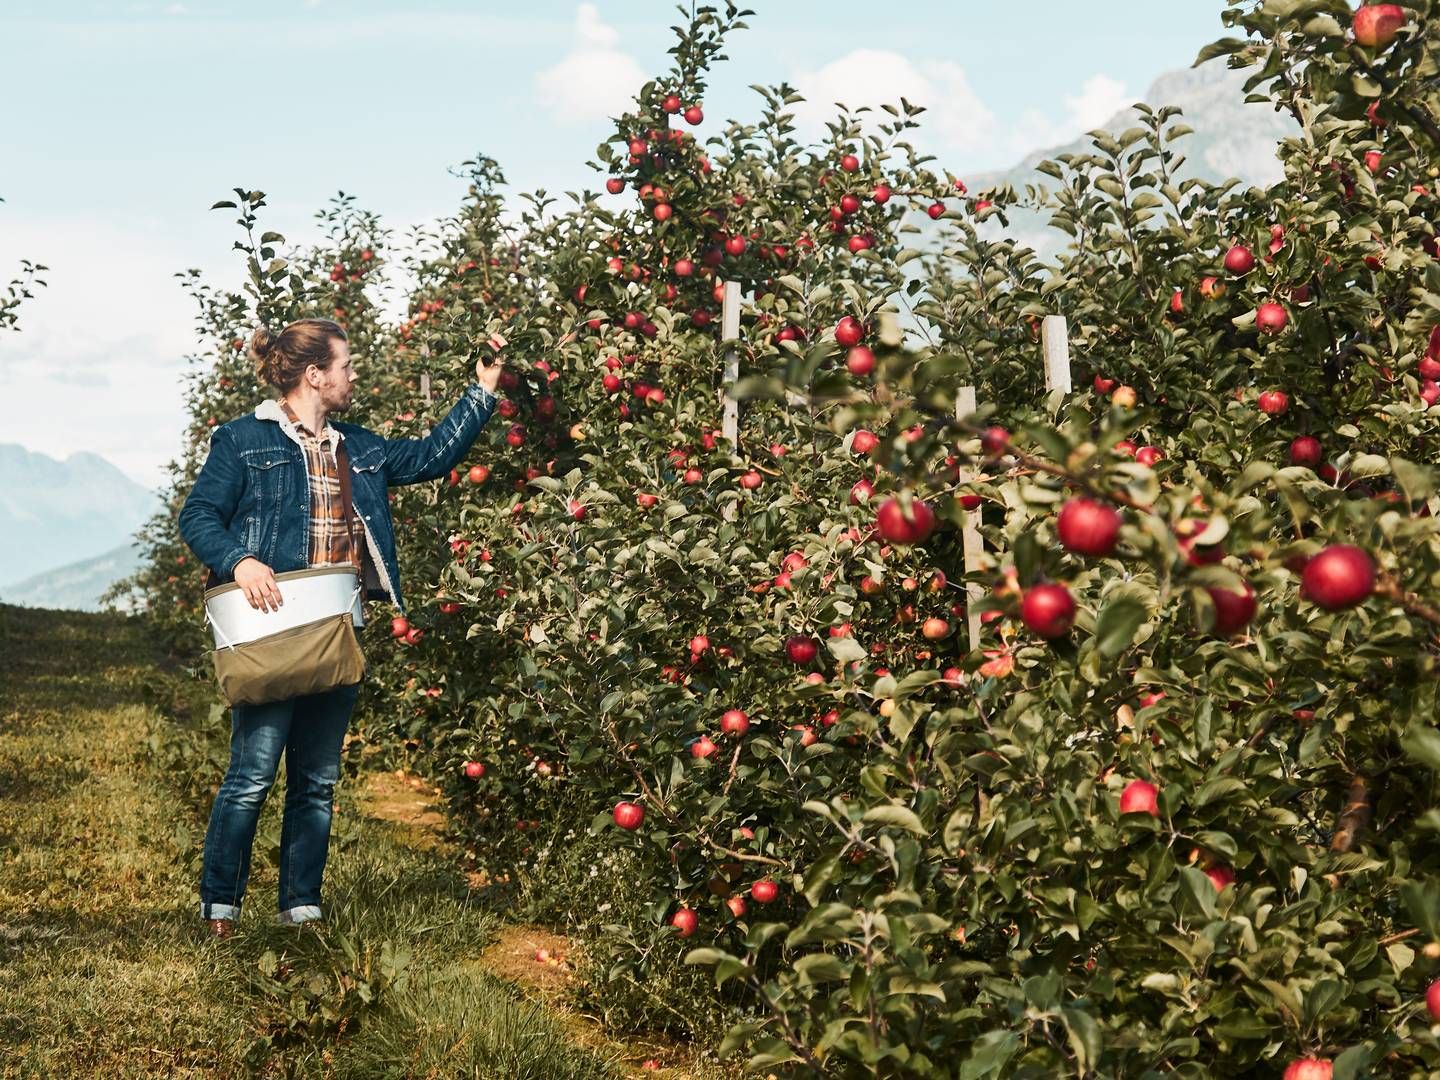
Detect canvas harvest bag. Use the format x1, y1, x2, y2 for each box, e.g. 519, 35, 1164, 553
201, 438, 368, 708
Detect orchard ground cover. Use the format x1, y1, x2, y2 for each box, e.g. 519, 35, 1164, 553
105, 1, 1440, 1075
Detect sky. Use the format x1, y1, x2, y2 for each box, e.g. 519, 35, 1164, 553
0, 1, 1230, 491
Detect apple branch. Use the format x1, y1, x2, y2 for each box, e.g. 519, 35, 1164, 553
1329, 774, 1371, 854
1345, 45, 1440, 150
1375, 575, 1440, 631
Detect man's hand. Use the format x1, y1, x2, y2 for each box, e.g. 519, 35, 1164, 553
475, 332, 507, 393
234, 556, 283, 612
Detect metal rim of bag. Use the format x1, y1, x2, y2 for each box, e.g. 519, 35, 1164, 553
204, 566, 364, 651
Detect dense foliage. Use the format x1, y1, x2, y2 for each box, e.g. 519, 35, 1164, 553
117, 2, 1440, 1075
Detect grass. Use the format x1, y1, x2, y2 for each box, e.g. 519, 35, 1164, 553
0, 602, 622, 1079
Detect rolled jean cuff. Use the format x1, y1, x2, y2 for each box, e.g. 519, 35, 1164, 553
278, 904, 323, 924
201, 901, 240, 920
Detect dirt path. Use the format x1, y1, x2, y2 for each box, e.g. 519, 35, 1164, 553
352, 767, 729, 1079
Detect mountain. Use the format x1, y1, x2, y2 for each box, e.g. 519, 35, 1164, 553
902, 61, 1300, 262
0, 443, 161, 588
0, 541, 146, 613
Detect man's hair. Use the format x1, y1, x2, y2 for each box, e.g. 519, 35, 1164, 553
249, 318, 347, 393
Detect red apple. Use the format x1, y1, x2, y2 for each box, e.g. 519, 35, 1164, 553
1426, 979, 1440, 1020
670, 907, 698, 936
1057, 498, 1121, 557
1301, 545, 1375, 610
872, 183, 891, 204
1198, 276, 1224, 300
1289, 436, 1322, 467
1257, 389, 1290, 415
683, 104, 703, 125
720, 709, 750, 736
390, 616, 410, 639
740, 470, 764, 490
1223, 244, 1255, 275
835, 316, 865, 347
1093, 375, 1117, 394
1257, 303, 1289, 335
921, 617, 950, 640
846, 345, 876, 375
1119, 779, 1160, 816
850, 478, 875, 504
463, 760, 485, 779
1353, 3, 1405, 48
751, 879, 779, 903
404, 627, 424, 645
1204, 864, 1236, 892
605, 177, 625, 195
613, 801, 645, 830
927, 201, 945, 219
1021, 583, 1076, 639
690, 735, 718, 759
468, 464, 489, 484
1206, 580, 1258, 635
1282, 1059, 1331, 1080
785, 636, 819, 664
851, 429, 879, 454
875, 496, 936, 545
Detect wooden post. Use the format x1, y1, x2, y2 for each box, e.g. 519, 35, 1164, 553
420, 372, 431, 405
720, 281, 740, 444
955, 384, 984, 654
1041, 315, 1071, 394
720, 281, 741, 524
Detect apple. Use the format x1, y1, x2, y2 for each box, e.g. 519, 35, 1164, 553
927, 201, 945, 219
1257, 389, 1290, 415
1021, 583, 1076, 638
690, 735, 718, 759
740, 470, 764, 490
921, 617, 950, 640
850, 478, 875, 504
1198, 276, 1225, 300
751, 879, 779, 903
1289, 436, 1322, 467
1206, 580, 1258, 635
785, 635, 819, 664
1119, 779, 1160, 816
852, 429, 879, 454
846, 345, 876, 375
438, 601, 461, 614
1281, 1059, 1332, 1080
654, 202, 672, 221
1257, 303, 1289, 335
605, 177, 625, 195
1093, 375, 1117, 394
1111, 385, 1139, 408
1057, 498, 1121, 557
463, 760, 485, 779
872, 183, 891, 203
448, 468, 461, 486
568, 499, 587, 521
1223, 244, 1255, 275
1353, 3, 1405, 48
726, 895, 747, 918
404, 627, 424, 645
636, 492, 658, 509
469, 464, 492, 485
840, 153, 859, 172
835, 316, 865, 347
1426, 979, 1440, 1020
1204, 864, 1236, 892
1135, 446, 1164, 466
791, 725, 818, 747
390, 616, 410, 639
1169, 289, 1184, 314
613, 801, 645, 830
1301, 545, 1375, 610
720, 709, 750, 736
683, 105, 703, 125
1421, 357, 1440, 381
875, 496, 936, 545
670, 907, 698, 936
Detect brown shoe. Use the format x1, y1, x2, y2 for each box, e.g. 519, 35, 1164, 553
206, 918, 235, 939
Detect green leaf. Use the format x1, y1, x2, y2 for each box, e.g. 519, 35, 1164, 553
959, 1031, 1020, 1079
1094, 595, 1147, 658
1401, 724, 1440, 771
794, 953, 849, 984
862, 805, 926, 834
1059, 1007, 1103, 1072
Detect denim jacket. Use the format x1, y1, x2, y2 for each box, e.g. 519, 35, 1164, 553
177, 383, 497, 616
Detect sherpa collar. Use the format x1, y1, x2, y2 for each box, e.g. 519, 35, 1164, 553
254, 397, 344, 445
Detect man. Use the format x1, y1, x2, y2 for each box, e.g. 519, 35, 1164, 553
178, 316, 505, 938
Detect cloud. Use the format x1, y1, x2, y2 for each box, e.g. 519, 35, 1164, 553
788, 50, 1131, 169
533, 4, 647, 124
790, 50, 995, 153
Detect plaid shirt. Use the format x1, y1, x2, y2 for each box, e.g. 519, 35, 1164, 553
277, 398, 367, 577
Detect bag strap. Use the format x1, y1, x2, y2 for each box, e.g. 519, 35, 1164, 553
333, 437, 367, 584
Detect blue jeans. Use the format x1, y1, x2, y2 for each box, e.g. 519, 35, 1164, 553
199, 681, 359, 923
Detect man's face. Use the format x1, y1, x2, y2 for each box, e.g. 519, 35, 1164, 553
314, 339, 358, 413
